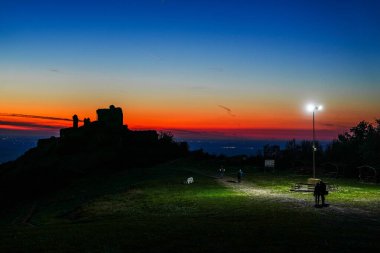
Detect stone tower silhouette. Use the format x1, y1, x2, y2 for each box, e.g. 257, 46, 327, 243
73, 114, 79, 128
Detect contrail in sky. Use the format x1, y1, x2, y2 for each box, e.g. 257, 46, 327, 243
0, 113, 82, 122
218, 105, 236, 117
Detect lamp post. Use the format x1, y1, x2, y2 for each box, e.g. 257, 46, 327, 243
307, 104, 322, 179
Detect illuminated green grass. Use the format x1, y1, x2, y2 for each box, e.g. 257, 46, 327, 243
241, 170, 380, 212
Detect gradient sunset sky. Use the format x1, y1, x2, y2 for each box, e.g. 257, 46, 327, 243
1, 0, 379, 140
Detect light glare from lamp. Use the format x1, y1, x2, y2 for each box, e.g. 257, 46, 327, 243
306, 104, 323, 112
307, 104, 315, 112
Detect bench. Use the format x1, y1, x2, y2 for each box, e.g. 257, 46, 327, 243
290, 182, 337, 192
358, 165, 379, 183
290, 183, 315, 192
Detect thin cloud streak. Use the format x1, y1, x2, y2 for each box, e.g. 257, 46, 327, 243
208, 67, 224, 72
218, 105, 236, 117
0, 113, 81, 122
0, 120, 64, 129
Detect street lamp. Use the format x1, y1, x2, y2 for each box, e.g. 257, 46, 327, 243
307, 104, 323, 179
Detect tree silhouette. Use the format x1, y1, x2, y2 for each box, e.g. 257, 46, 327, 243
326, 119, 380, 176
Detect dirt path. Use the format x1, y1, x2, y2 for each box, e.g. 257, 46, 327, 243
216, 175, 378, 221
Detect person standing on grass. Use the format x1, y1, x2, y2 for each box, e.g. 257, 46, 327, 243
319, 180, 327, 206
314, 181, 328, 207
237, 169, 243, 183
219, 165, 225, 178
314, 182, 321, 207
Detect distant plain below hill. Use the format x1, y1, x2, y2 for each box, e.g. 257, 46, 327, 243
0, 136, 40, 164
0, 136, 332, 164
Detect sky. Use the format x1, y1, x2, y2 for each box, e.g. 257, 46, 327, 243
1, 0, 379, 140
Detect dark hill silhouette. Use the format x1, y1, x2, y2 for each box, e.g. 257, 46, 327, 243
0, 105, 188, 206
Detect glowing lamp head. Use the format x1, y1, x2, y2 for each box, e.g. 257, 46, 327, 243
307, 104, 315, 112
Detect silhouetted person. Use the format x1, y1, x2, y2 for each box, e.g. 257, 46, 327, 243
314, 181, 327, 207
219, 165, 225, 178
314, 182, 321, 207
320, 180, 327, 206
237, 169, 243, 183
73, 114, 79, 128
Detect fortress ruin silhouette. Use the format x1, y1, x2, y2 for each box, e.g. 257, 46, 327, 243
38, 105, 158, 148
1, 105, 187, 208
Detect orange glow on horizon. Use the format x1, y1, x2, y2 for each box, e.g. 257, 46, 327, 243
0, 102, 378, 140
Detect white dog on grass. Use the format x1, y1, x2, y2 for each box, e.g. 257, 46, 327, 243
185, 177, 194, 184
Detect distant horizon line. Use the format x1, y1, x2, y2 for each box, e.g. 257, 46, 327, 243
0, 134, 336, 143
0, 126, 342, 141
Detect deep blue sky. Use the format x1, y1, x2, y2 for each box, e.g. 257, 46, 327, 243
1, 0, 379, 138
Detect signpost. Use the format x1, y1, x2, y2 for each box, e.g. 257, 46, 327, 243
265, 159, 275, 172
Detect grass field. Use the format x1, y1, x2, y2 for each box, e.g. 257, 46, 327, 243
0, 158, 379, 252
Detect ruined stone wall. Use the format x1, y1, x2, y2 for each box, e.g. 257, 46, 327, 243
96, 105, 123, 127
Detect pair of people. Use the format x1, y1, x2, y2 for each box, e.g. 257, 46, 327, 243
218, 167, 244, 183
314, 180, 328, 207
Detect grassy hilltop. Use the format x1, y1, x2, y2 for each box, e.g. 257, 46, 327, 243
0, 158, 379, 253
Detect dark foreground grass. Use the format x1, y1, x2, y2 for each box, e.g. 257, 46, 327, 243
0, 159, 379, 253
